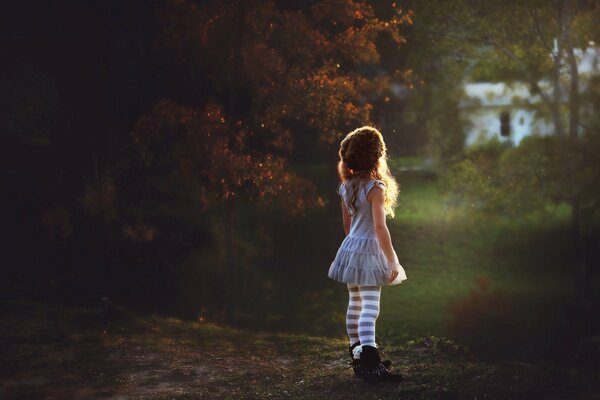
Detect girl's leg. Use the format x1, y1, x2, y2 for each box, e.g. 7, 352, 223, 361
346, 283, 362, 345
357, 285, 381, 348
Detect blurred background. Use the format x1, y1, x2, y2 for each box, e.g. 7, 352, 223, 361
1, 0, 599, 365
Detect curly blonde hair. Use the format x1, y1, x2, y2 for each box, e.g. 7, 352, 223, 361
337, 126, 400, 217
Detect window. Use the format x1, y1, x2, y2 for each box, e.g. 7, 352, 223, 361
500, 111, 511, 137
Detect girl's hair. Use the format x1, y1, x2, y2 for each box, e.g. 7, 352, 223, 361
337, 126, 400, 217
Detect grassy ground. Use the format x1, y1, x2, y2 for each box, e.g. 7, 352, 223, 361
378, 174, 575, 345
293, 159, 590, 362
1, 298, 597, 400
376, 169, 582, 361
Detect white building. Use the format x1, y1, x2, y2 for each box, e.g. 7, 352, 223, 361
461, 45, 599, 147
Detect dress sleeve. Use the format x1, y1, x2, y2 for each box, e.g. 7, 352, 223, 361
365, 179, 386, 197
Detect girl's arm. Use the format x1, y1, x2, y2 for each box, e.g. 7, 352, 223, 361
369, 186, 400, 281
341, 200, 351, 236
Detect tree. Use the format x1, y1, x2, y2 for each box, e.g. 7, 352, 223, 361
130, 0, 412, 319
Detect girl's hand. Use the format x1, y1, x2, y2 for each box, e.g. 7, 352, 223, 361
387, 260, 400, 283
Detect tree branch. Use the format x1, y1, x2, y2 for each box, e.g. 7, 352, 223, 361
487, 39, 552, 103
562, 3, 580, 138
527, 6, 553, 53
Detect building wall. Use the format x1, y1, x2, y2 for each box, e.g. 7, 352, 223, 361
464, 106, 555, 147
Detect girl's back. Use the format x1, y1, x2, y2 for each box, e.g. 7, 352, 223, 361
338, 178, 386, 240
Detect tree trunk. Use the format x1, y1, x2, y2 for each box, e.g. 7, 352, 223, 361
222, 0, 246, 322
568, 196, 594, 343
570, 198, 582, 299
552, 4, 567, 137
562, 5, 590, 338
565, 35, 579, 138
223, 195, 237, 321
550, 55, 565, 136
228, 0, 245, 116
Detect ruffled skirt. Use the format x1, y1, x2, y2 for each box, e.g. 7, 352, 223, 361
328, 235, 407, 286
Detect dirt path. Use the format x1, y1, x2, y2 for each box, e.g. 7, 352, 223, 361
1, 299, 597, 399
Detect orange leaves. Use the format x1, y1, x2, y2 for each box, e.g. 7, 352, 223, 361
154, 0, 413, 144
287, 64, 374, 144
343, 102, 359, 114
311, 0, 375, 26
132, 96, 319, 214
240, 41, 286, 86
305, 0, 411, 63
141, 1, 415, 215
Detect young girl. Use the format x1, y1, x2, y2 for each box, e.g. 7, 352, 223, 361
327, 126, 407, 383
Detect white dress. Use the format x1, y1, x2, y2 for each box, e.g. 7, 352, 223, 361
327, 178, 407, 286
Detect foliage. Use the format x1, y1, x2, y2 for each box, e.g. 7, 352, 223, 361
463, 0, 599, 81
132, 99, 317, 214
444, 130, 600, 218
151, 0, 412, 145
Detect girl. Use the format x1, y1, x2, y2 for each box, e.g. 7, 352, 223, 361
327, 126, 407, 383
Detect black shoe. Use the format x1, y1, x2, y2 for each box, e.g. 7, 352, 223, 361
360, 345, 403, 384
349, 341, 392, 377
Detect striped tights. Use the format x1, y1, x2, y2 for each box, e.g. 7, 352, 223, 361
346, 283, 381, 348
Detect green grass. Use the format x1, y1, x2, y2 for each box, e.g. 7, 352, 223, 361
394, 177, 448, 221
375, 172, 577, 360
387, 155, 427, 171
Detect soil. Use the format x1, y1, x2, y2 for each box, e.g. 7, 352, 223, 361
1, 298, 598, 399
